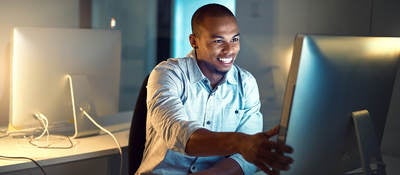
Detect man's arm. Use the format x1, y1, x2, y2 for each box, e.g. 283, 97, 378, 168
185, 128, 247, 156
186, 127, 294, 175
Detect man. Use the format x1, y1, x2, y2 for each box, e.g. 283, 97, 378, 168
136, 3, 293, 175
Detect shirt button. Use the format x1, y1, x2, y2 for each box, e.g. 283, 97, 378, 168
190, 165, 197, 172
206, 121, 211, 125
235, 110, 239, 114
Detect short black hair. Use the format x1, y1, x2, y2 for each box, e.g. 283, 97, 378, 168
191, 3, 235, 36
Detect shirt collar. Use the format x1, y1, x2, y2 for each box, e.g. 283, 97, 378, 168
186, 50, 238, 85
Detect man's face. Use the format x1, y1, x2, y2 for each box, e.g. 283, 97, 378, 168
192, 16, 240, 77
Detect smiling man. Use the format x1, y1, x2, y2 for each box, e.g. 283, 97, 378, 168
136, 3, 293, 175
189, 6, 240, 87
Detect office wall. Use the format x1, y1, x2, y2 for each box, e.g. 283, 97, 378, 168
0, 0, 79, 126
372, 0, 400, 159
90, 0, 157, 111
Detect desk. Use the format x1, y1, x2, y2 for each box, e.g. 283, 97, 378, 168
0, 130, 129, 175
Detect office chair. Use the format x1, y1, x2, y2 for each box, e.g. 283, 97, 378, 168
128, 75, 149, 175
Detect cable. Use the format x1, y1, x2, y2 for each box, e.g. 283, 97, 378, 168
0, 132, 8, 138
67, 75, 122, 174
1, 122, 47, 174
0, 155, 47, 175
66, 75, 80, 139
33, 113, 49, 140
28, 135, 74, 149
0, 128, 8, 138
80, 107, 123, 175
29, 113, 74, 149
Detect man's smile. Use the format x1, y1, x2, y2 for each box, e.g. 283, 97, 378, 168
217, 57, 234, 64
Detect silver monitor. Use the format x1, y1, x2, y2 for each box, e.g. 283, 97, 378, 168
10, 27, 121, 136
278, 34, 400, 174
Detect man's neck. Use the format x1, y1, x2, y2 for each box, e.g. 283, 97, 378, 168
195, 59, 228, 89
208, 74, 224, 89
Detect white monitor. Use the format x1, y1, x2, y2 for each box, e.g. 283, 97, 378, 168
10, 27, 121, 136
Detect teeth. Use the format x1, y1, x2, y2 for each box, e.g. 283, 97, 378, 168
218, 57, 233, 63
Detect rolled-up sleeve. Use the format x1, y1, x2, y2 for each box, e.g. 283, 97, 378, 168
230, 153, 258, 175
146, 60, 203, 153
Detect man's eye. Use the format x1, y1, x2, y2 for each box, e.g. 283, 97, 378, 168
213, 40, 223, 43
231, 37, 239, 42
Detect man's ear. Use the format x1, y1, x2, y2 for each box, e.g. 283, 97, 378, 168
189, 34, 198, 49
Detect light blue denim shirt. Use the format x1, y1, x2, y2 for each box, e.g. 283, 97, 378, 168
136, 55, 263, 175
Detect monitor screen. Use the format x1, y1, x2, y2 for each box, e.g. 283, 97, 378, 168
10, 27, 121, 135
278, 34, 400, 174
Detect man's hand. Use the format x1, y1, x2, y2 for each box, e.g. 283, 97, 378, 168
185, 126, 293, 175
239, 126, 294, 175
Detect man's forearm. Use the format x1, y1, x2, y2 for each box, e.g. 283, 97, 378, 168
185, 127, 294, 175
185, 128, 248, 156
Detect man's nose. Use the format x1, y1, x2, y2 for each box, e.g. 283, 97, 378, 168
222, 42, 237, 55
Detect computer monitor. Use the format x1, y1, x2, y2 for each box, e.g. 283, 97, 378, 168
278, 34, 400, 174
10, 27, 121, 137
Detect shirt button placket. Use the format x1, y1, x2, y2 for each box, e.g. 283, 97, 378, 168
204, 91, 214, 129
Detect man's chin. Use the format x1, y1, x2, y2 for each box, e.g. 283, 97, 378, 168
216, 67, 231, 75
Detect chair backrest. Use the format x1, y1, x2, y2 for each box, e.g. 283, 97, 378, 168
128, 75, 149, 175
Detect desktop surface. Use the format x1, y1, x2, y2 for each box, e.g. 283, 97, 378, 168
0, 129, 129, 173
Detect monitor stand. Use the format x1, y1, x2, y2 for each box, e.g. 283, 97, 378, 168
345, 109, 386, 175
66, 74, 100, 138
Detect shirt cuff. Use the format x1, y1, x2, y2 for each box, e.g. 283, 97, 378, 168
171, 121, 204, 154
229, 153, 257, 175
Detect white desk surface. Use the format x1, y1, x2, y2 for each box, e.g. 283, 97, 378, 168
0, 129, 129, 173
